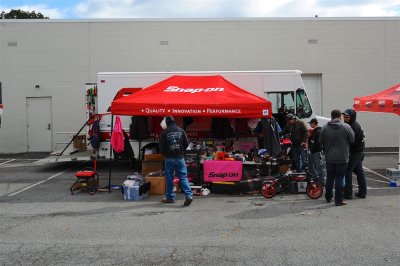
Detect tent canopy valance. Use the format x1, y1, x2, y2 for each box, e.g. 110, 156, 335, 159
110, 75, 272, 118
353, 84, 400, 116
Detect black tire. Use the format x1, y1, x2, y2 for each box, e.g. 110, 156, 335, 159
261, 182, 276, 198
306, 181, 324, 199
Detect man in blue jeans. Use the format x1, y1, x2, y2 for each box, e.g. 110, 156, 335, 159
320, 110, 354, 206
159, 116, 193, 206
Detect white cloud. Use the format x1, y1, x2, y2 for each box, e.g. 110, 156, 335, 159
242, 0, 296, 17
73, 0, 400, 18
317, 5, 399, 17
315, 0, 400, 17
2, 0, 400, 19
75, 0, 245, 18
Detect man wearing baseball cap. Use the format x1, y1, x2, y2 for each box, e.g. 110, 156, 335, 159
281, 113, 309, 172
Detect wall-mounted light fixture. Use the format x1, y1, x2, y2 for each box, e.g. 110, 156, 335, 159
35, 84, 40, 89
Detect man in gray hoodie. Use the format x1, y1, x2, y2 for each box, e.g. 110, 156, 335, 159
320, 110, 355, 206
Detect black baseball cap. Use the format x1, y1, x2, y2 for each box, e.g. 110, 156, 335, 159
342, 109, 351, 116
286, 113, 295, 120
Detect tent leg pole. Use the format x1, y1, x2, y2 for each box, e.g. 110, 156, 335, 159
139, 140, 141, 166
108, 115, 114, 193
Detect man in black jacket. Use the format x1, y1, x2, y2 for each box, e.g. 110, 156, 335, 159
308, 118, 325, 184
159, 116, 193, 206
281, 113, 309, 172
343, 109, 367, 199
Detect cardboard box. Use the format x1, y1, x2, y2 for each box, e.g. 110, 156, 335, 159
142, 161, 164, 176
73, 135, 87, 152
144, 154, 165, 161
145, 175, 166, 195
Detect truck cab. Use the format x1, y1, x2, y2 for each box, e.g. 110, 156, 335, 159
267, 88, 326, 129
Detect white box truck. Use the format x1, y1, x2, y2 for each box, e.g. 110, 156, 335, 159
45, 70, 327, 162
92, 70, 328, 159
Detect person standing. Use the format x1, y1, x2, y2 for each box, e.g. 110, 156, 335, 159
342, 109, 367, 199
320, 110, 355, 206
281, 113, 309, 172
159, 116, 193, 206
308, 118, 325, 185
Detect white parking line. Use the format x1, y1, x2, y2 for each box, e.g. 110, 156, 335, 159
352, 178, 387, 188
351, 183, 373, 189
0, 159, 16, 166
367, 187, 399, 190
7, 163, 83, 197
365, 177, 390, 184
8, 171, 67, 197
363, 167, 390, 181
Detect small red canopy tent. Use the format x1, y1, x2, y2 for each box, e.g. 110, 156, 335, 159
353, 84, 400, 115
111, 75, 272, 118
353, 83, 400, 169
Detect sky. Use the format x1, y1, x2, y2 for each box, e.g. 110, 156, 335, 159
1, 0, 400, 19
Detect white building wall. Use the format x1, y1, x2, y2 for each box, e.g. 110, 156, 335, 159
0, 18, 399, 153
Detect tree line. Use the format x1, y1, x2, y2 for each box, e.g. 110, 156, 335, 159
1, 9, 49, 19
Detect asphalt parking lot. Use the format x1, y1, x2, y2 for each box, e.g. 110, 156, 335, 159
0, 151, 399, 265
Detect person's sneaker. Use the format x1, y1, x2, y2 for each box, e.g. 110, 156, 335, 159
344, 195, 353, 200
161, 198, 175, 204
355, 193, 366, 198
325, 198, 332, 203
335, 201, 347, 206
325, 197, 332, 203
183, 198, 193, 206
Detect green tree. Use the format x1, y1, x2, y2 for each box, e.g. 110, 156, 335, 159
1, 9, 49, 19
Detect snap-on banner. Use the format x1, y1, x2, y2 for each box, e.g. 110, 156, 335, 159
203, 160, 242, 182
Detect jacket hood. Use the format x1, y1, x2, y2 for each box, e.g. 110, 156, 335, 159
165, 116, 176, 126
327, 119, 342, 129
343, 109, 356, 124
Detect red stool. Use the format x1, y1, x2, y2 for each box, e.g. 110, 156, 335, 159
70, 160, 99, 195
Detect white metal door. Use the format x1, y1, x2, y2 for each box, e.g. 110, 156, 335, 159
302, 74, 322, 116
26, 97, 52, 152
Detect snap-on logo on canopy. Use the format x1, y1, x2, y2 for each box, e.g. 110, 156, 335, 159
164, 86, 224, 93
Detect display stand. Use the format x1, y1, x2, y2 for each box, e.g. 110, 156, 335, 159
185, 150, 200, 184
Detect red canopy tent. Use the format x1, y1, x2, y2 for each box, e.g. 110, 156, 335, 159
111, 75, 272, 118
353, 84, 400, 116
353, 83, 400, 169
106, 75, 273, 192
